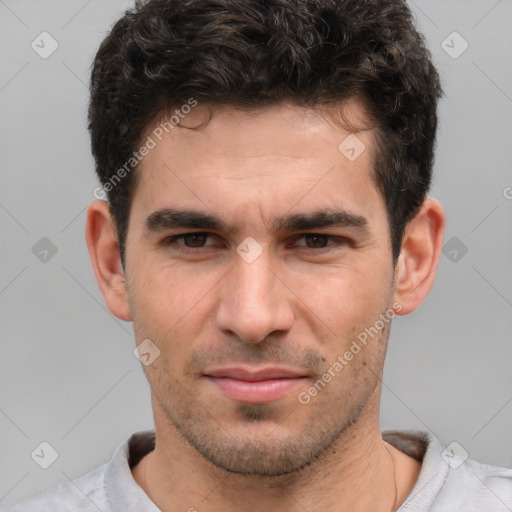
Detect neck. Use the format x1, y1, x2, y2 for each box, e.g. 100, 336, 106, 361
132, 393, 421, 512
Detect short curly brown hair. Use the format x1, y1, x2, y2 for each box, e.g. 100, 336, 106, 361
88, 0, 443, 267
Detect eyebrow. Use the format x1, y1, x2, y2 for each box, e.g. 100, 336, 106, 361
144, 208, 368, 234
272, 210, 368, 233
145, 209, 229, 232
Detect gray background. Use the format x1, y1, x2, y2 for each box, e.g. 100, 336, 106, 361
1, 0, 511, 509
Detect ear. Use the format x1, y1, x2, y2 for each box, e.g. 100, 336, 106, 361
393, 198, 445, 315
85, 200, 132, 321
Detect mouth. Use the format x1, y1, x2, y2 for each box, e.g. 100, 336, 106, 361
203, 367, 309, 404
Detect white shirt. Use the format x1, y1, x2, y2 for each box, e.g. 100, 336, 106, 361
8, 429, 512, 511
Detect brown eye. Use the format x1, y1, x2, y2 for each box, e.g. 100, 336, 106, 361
164, 232, 214, 249
293, 234, 348, 250
182, 233, 208, 247
303, 234, 330, 248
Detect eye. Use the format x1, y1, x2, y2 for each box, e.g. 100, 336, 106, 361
164, 232, 216, 249
294, 234, 345, 249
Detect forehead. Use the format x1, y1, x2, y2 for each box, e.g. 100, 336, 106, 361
131, 100, 384, 228
143, 99, 374, 163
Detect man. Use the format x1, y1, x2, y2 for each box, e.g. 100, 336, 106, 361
9, 0, 512, 510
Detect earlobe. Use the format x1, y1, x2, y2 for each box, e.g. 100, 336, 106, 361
393, 198, 445, 315
85, 200, 132, 321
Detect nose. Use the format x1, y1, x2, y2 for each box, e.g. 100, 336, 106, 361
215, 245, 295, 344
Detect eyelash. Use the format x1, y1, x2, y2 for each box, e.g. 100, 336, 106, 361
163, 232, 348, 252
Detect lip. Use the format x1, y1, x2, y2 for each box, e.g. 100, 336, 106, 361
204, 367, 308, 404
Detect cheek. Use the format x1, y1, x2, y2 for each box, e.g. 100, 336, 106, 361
130, 259, 194, 315
292, 261, 391, 338
128, 260, 217, 353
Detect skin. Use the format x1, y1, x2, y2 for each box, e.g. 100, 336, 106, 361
86, 100, 445, 512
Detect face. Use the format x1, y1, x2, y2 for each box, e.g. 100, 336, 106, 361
124, 101, 397, 476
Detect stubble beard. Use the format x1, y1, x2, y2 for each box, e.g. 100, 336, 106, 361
151, 350, 385, 479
